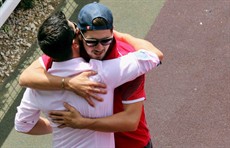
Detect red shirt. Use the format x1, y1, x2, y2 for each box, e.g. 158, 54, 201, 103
106, 38, 150, 148
41, 37, 151, 148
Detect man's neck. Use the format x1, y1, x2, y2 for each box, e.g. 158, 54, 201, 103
72, 50, 80, 58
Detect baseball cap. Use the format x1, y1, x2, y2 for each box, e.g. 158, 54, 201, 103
77, 2, 113, 31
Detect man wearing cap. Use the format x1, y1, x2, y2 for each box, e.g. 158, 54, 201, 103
19, 2, 163, 148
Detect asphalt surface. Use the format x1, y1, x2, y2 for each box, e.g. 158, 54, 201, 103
1, 0, 230, 147
145, 0, 230, 147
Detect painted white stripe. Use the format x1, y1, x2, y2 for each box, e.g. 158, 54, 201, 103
0, 0, 21, 27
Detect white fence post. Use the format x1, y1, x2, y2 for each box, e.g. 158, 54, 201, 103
0, 0, 21, 28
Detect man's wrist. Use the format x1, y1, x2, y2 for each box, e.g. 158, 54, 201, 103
61, 78, 65, 89
61, 77, 71, 90
81, 118, 95, 130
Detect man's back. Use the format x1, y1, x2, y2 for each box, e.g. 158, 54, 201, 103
17, 58, 115, 147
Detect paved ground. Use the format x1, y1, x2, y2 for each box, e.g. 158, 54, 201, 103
145, 0, 230, 147
1, 0, 229, 147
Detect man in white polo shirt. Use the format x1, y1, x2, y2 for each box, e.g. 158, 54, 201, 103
15, 11, 162, 147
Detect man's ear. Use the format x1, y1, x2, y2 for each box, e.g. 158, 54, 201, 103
76, 29, 83, 40
78, 34, 83, 41
72, 39, 79, 50
76, 28, 80, 34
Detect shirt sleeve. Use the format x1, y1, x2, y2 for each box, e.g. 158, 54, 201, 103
92, 49, 160, 88
119, 75, 146, 104
14, 89, 40, 133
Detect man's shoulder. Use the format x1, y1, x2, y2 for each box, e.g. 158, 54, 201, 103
105, 38, 135, 59
115, 37, 136, 56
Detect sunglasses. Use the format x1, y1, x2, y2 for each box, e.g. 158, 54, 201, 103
79, 30, 113, 47
72, 22, 77, 29
71, 21, 113, 47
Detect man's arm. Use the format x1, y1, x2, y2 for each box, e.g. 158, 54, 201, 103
25, 117, 52, 135
19, 59, 107, 106
114, 30, 163, 61
19, 59, 63, 90
50, 102, 142, 132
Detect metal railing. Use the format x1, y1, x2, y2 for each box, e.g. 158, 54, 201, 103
0, 0, 21, 27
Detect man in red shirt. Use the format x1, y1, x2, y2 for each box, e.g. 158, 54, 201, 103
19, 2, 163, 148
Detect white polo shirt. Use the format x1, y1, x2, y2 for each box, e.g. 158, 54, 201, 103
15, 50, 160, 148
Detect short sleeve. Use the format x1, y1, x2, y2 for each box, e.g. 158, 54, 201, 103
119, 75, 146, 104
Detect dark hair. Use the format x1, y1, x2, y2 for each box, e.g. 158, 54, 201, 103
81, 17, 112, 33
37, 11, 75, 61
92, 17, 108, 27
